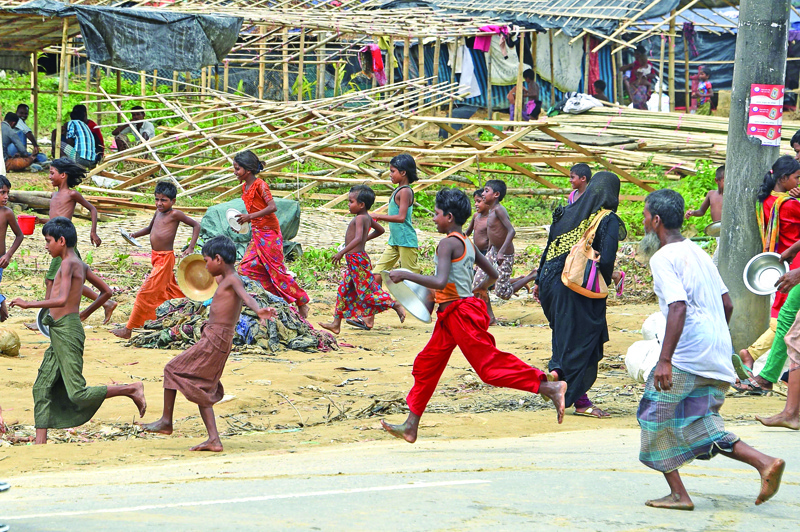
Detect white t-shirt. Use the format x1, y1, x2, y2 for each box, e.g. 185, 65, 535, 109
649, 238, 736, 383
119, 120, 155, 144
15, 118, 31, 135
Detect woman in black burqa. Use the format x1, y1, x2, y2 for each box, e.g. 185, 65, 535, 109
534, 172, 626, 417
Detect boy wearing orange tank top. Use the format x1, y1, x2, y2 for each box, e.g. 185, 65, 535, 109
380, 188, 566, 443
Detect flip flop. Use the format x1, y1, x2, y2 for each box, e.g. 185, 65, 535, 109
345, 318, 371, 331
731, 354, 755, 382
573, 407, 610, 418
616, 271, 626, 297
731, 378, 767, 395
0, 482, 9, 492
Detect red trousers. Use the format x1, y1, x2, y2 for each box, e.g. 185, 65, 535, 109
406, 297, 547, 416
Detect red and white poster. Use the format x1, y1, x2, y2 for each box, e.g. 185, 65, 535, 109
748, 84, 784, 147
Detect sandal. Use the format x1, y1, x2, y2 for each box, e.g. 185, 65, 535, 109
573, 407, 610, 418
731, 354, 754, 382
615, 271, 626, 297
345, 318, 371, 331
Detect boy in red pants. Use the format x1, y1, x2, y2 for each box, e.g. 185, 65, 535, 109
381, 188, 566, 443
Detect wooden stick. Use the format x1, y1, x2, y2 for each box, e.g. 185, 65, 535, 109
297, 28, 306, 103
486, 44, 493, 119
658, 33, 665, 112
282, 27, 289, 102
549, 29, 555, 108
141, 70, 146, 96
55, 19, 69, 158
683, 35, 690, 112
32, 52, 39, 138
513, 35, 525, 122
448, 37, 458, 116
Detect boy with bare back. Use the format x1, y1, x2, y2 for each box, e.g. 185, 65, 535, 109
10, 217, 146, 444
0, 175, 24, 321
380, 188, 566, 443
30, 158, 116, 327
465, 189, 489, 256
111, 181, 200, 339
320, 186, 405, 334
472, 179, 516, 324
141, 235, 276, 452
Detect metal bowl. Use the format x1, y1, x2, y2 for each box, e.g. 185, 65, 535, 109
226, 208, 250, 235
177, 254, 218, 301
743, 252, 789, 296
120, 228, 142, 247
703, 221, 721, 237
380, 269, 434, 323
37, 308, 50, 338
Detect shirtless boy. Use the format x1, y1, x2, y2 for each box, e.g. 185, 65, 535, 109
472, 179, 516, 324
29, 158, 116, 327
10, 217, 145, 444
320, 185, 405, 334
111, 181, 200, 339
685, 165, 724, 223
381, 188, 565, 443
0, 176, 24, 321
466, 189, 489, 255
141, 235, 276, 452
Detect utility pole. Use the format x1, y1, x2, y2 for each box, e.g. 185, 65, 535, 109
719, 0, 790, 349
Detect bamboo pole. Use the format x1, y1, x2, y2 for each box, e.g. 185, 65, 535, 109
223, 61, 229, 93
418, 38, 426, 117
658, 33, 665, 112
282, 28, 289, 102
259, 25, 266, 100
95, 68, 102, 126
297, 29, 306, 102
669, 11, 677, 112
388, 38, 395, 86
433, 37, 441, 85
531, 32, 537, 83
448, 37, 458, 116
140, 70, 146, 96
583, 35, 590, 95
487, 45, 493, 119
153, 69, 158, 92
549, 29, 555, 108
514, 36, 525, 122
403, 36, 410, 130
32, 52, 39, 138
317, 40, 324, 100
683, 36, 690, 112
616, 51, 624, 104
55, 19, 69, 158
611, 51, 617, 104
116, 71, 121, 95
173, 71, 178, 93
86, 61, 91, 94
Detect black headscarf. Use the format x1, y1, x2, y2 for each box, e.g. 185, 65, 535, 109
549, 171, 627, 241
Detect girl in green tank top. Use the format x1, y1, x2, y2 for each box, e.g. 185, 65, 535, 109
372, 154, 421, 278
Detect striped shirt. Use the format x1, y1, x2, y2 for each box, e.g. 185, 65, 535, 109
66, 120, 96, 162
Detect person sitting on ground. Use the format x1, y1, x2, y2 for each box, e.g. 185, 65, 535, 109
7, 104, 47, 166
112, 106, 155, 152
111, 181, 200, 340
319, 185, 405, 334
472, 179, 516, 325
737, 156, 800, 390
465, 189, 489, 256
2, 113, 37, 172
52, 109, 97, 169
636, 188, 784, 510
593, 80, 609, 102
686, 165, 724, 266
507, 69, 541, 121
73, 104, 104, 161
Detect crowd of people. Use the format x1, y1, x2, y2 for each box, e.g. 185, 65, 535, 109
2, 103, 155, 174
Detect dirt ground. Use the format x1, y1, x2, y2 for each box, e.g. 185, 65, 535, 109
0, 210, 788, 478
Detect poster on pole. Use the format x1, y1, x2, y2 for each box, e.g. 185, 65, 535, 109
747, 84, 784, 147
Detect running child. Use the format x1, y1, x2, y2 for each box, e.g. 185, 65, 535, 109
234, 150, 310, 318
372, 154, 420, 282
0, 175, 24, 321
111, 181, 200, 339
465, 189, 489, 256
31, 158, 117, 325
472, 179, 515, 324
568, 163, 592, 204
380, 188, 566, 443
319, 185, 405, 334
141, 236, 276, 452
10, 217, 146, 444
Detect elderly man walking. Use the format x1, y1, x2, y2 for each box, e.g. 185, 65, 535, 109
636, 189, 785, 510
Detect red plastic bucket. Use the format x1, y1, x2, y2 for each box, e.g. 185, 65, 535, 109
18, 214, 35, 236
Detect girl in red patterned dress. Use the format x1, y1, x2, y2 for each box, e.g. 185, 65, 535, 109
234, 151, 311, 318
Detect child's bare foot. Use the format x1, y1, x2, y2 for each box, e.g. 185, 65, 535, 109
140, 418, 173, 435
380, 419, 417, 443
756, 458, 785, 505
755, 412, 800, 430
102, 300, 118, 325
645, 493, 694, 511
24, 322, 38, 331
298, 304, 310, 319
738, 348, 755, 369
548, 370, 559, 382
189, 438, 223, 452
131, 381, 147, 417
539, 381, 567, 423
111, 327, 132, 339
362, 315, 375, 328
395, 305, 406, 324
318, 321, 340, 335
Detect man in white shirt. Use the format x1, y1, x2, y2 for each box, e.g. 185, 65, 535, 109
9, 104, 47, 164
112, 106, 155, 152
636, 189, 784, 511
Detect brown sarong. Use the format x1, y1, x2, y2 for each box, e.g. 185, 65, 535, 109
163, 323, 235, 407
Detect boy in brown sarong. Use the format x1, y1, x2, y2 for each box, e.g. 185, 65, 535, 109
10, 217, 146, 444
141, 235, 276, 452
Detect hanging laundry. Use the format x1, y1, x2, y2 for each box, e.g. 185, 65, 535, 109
457, 45, 481, 98
682, 22, 699, 58
475, 25, 509, 57
359, 44, 387, 85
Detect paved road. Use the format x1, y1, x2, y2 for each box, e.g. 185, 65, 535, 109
1, 426, 798, 531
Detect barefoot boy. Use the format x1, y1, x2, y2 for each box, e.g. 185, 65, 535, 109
637, 189, 784, 510
472, 179, 516, 323
111, 181, 200, 339
465, 189, 489, 256
0, 175, 24, 321
319, 185, 405, 334
380, 188, 566, 443
141, 235, 276, 452
10, 217, 146, 444
32, 158, 116, 326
